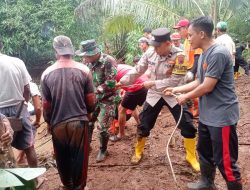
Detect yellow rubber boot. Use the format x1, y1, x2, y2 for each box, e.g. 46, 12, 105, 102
131, 137, 146, 164
234, 72, 239, 80
184, 138, 200, 172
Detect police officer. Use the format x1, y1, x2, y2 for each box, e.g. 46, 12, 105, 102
76, 39, 120, 162
119, 28, 199, 171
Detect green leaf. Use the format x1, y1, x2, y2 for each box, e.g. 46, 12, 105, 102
0, 169, 23, 188
5, 168, 46, 181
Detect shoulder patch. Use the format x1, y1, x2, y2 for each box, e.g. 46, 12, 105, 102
177, 54, 185, 64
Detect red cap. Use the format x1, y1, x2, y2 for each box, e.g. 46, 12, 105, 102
170, 32, 181, 40
173, 19, 189, 29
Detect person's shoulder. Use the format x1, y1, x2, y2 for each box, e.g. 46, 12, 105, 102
144, 46, 156, 58
41, 64, 57, 80
208, 44, 231, 59
2, 54, 25, 66
100, 53, 117, 66
170, 46, 183, 59
73, 61, 90, 75
172, 46, 183, 54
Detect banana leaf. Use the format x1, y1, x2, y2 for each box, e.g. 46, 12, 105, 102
0, 169, 23, 187
0, 168, 46, 189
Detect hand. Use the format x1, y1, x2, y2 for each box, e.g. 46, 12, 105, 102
1, 130, 12, 146
116, 82, 123, 87
163, 87, 174, 96
87, 113, 92, 121
115, 82, 123, 90
32, 120, 40, 128
176, 94, 188, 105
143, 81, 155, 89
163, 87, 179, 96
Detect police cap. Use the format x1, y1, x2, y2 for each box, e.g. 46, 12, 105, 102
149, 28, 171, 47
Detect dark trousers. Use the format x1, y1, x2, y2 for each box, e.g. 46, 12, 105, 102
197, 122, 241, 182
234, 57, 249, 73
52, 120, 89, 190
137, 98, 197, 138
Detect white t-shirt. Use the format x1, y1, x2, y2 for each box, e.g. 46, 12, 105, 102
0, 54, 31, 108
215, 34, 236, 65
30, 82, 40, 97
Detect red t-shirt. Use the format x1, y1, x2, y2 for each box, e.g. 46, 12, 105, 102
116, 64, 148, 92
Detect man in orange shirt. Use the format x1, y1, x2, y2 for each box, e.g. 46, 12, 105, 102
174, 19, 202, 117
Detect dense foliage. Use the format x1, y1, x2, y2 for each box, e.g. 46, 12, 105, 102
0, 0, 250, 67
0, 0, 102, 67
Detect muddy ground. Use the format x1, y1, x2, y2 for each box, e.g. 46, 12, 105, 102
36, 75, 250, 190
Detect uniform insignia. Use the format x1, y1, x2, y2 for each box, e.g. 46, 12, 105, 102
177, 55, 185, 64
203, 62, 208, 70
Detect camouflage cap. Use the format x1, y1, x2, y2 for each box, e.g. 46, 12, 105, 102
75, 39, 101, 57
53, 35, 74, 55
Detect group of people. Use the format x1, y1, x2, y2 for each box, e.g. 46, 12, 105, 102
0, 15, 244, 190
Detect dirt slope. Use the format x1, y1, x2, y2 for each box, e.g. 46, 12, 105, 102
38, 75, 250, 190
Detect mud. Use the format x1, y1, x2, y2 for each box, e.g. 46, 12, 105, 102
37, 75, 250, 190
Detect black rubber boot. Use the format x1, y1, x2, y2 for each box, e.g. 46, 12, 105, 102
187, 161, 217, 190
96, 132, 109, 162
226, 181, 242, 190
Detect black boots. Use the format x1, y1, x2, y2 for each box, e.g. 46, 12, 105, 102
226, 181, 242, 190
187, 162, 217, 190
96, 132, 109, 162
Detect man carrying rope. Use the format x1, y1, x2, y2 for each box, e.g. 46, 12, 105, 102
119, 28, 199, 172
164, 16, 242, 190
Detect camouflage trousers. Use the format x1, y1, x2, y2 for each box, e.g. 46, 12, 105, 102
88, 101, 118, 143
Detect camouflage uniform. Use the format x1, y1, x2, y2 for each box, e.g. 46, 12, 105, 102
76, 39, 121, 162
87, 53, 120, 142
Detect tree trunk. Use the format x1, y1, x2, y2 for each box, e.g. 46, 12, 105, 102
211, 0, 218, 26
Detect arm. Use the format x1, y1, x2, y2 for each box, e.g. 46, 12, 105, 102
120, 52, 149, 85
176, 51, 228, 104
85, 72, 96, 113
85, 93, 96, 113
190, 54, 200, 75
0, 116, 13, 146
163, 79, 200, 95
40, 79, 52, 125
23, 84, 30, 102
176, 77, 217, 104
32, 95, 42, 126
97, 60, 117, 94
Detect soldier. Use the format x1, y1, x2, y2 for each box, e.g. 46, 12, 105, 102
76, 39, 120, 162
119, 28, 199, 172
